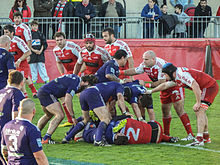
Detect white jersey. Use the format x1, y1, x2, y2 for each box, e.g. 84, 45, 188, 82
15, 23, 32, 43
135, 57, 166, 82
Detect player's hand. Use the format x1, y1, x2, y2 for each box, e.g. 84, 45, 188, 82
123, 111, 133, 118
145, 89, 152, 95
72, 118, 78, 126
193, 102, 201, 112
123, 78, 132, 83
15, 59, 21, 68
35, 50, 42, 55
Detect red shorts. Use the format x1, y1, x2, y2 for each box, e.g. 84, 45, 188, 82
201, 81, 219, 105
160, 86, 185, 104
17, 61, 30, 78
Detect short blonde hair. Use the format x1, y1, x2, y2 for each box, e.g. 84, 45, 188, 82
19, 98, 35, 115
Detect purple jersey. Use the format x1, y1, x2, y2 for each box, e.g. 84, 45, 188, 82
1, 118, 42, 165
38, 74, 80, 98
80, 82, 124, 111
0, 86, 25, 131
123, 80, 147, 104
0, 48, 15, 89
95, 60, 119, 83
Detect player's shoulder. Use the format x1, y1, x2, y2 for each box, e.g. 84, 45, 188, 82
95, 45, 107, 54
115, 39, 128, 46
155, 57, 166, 68
20, 23, 30, 30
53, 45, 60, 52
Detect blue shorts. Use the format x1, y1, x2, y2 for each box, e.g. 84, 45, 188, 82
80, 87, 105, 111
37, 88, 58, 107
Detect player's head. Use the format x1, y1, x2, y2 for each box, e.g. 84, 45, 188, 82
0, 35, 11, 51
124, 86, 132, 103
139, 94, 153, 108
13, 11, 23, 25
162, 63, 177, 80
113, 49, 127, 67
84, 33, 95, 52
114, 132, 129, 145
102, 27, 115, 44
78, 75, 98, 93
142, 50, 156, 67
3, 24, 15, 39
54, 32, 66, 49
30, 20, 39, 31
8, 70, 24, 88
18, 98, 36, 121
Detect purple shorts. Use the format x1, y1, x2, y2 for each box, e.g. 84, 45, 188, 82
37, 88, 58, 107
80, 87, 105, 111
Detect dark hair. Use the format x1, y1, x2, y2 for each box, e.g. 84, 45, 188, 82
12, 0, 27, 10
3, 24, 15, 33
13, 11, 23, 19
113, 49, 127, 60
81, 75, 98, 86
175, 4, 183, 12
140, 94, 153, 108
124, 86, 132, 103
114, 135, 128, 145
162, 63, 177, 80
30, 20, 39, 26
161, 4, 167, 8
54, 31, 66, 39
8, 70, 24, 85
102, 27, 115, 36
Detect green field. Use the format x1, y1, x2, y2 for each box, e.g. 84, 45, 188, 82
29, 82, 220, 165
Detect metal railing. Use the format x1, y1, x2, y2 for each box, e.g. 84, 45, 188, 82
0, 16, 219, 39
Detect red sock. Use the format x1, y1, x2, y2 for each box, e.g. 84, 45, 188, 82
203, 133, 210, 140
180, 113, 194, 136
28, 84, 37, 94
24, 92, 28, 98
163, 117, 172, 135
161, 134, 172, 142
62, 103, 73, 123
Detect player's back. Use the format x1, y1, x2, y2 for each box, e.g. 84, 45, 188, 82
0, 48, 15, 89
0, 86, 24, 129
96, 81, 124, 102
2, 119, 41, 165
95, 60, 119, 83
39, 74, 80, 98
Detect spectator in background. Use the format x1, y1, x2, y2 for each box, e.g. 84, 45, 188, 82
173, 4, 190, 38
184, 4, 196, 38
158, 4, 170, 38
156, 0, 167, 7
29, 20, 49, 84
194, 0, 212, 38
75, 0, 96, 39
52, 0, 75, 39
98, 0, 125, 39
9, 0, 31, 23
33, 0, 55, 39
170, 0, 194, 9
141, 0, 162, 38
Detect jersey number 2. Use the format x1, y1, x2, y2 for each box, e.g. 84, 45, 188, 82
126, 128, 140, 141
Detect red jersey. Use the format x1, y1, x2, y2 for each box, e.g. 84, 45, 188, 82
77, 46, 111, 75
122, 118, 152, 144
15, 23, 32, 43
53, 41, 81, 74
175, 67, 217, 90
104, 40, 133, 75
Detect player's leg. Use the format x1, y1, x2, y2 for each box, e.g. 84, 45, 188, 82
25, 76, 38, 98
41, 102, 64, 144
37, 106, 53, 131
161, 103, 172, 135
93, 106, 111, 146
173, 99, 194, 140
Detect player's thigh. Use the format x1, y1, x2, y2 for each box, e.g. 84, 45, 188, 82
94, 106, 110, 124
46, 102, 64, 116
42, 106, 53, 118
161, 103, 172, 115
173, 99, 185, 115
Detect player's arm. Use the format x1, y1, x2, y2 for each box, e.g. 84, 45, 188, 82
12, 111, 18, 120
117, 93, 132, 116
150, 79, 166, 88
56, 61, 65, 75
73, 62, 83, 75
131, 103, 144, 121
106, 74, 121, 83
122, 68, 138, 76
33, 150, 49, 165
16, 41, 31, 68
191, 80, 202, 111
64, 93, 77, 125
146, 81, 177, 94
1, 146, 8, 162
127, 56, 134, 70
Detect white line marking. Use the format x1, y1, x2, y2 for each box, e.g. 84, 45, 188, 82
161, 142, 220, 153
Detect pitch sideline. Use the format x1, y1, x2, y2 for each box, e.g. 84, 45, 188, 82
161, 142, 220, 153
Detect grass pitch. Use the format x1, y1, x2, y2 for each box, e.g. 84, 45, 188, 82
29, 81, 220, 165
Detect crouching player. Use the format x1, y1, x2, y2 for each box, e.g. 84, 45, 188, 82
62, 81, 132, 146
82, 116, 179, 145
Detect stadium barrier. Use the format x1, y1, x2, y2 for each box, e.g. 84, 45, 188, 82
1, 16, 219, 39
39, 38, 220, 83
